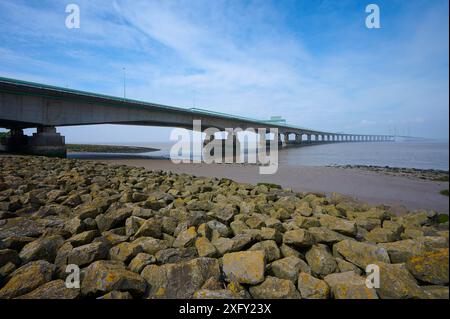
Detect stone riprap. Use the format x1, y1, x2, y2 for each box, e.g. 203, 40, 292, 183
0, 156, 448, 299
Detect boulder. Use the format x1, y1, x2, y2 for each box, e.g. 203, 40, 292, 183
95, 208, 132, 232
173, 226, 198, 248
305, 244, 337, 277
19, 235, 64, 264
141, 257, 220, 298
283, 229, 314, 247
0, 260, 55, 299
128, 253, 156, 274
297, 272, 330, 299
249, 276, 300, 299
319, 215, 357, 236
67, 241, 109, 267
324, 271, 378, 299
133, 218, 162, 239
195, 237, 217, 258
378, 239, 425, 263
270, 256, 310, 282
248, 240, 281, 262
222, 251, 265, 285
16, 280, 80, 299
0, 249, 21, 267
81, 260, 147, 297
109, 242, 143, 263
406, 248, 449, 285
376, 262, 426, 299
333, 239, 390, 269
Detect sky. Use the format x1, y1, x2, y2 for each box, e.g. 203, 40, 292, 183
0, 0, 448, 142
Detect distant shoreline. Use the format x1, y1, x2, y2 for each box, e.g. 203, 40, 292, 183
66, 144, 159, 154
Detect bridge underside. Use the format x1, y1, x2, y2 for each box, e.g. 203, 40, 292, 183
0, 78, 395, 158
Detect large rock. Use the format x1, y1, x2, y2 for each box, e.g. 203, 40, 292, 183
0, 260, 55, 299
132, 237, 170, 255
128, 253, 156, 274
376, 262, 426, 299
324, 271, 378, 299
133, 218, 162, 239
81, 260, 147, 297
141, 257, 220, 298
319, 215, 357, 236
364, 226, 402, 243
16, 280, 80, 299
95, 207, 132, 232
173, 227, 198, 248
195, 237, 217, 257
193, 289, 242, 299
249, 276, 300, 299
248, 240, 281, 262
378, 239, 426, 263
297, 272, 330, 299
19, 235, 64, 264
333, 239, 390, 269
283, 229, 314, 247
305, 244, 337, 277
406, 248, 449, 285
222, 251, 265, 285
109, 242, 143, 263
67, 230, 99, 247
67, 242, 109, 267
270, 256, 310, 282
308, 227, 348, 244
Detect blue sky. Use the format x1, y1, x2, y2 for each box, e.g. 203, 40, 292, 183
0, 0, 448, 142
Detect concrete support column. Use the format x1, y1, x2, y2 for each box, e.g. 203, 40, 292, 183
0, 126, 66, 157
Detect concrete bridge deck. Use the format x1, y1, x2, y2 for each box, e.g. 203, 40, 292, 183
0, 77, 394, 157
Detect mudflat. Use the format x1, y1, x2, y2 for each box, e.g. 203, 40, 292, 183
92, 158, 449, 213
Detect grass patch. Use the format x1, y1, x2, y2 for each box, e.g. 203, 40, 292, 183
439, 189, 449, 197
67, 144, 158, 154
433, 176, 449, 182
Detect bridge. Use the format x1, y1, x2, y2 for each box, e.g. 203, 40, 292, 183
0, 77, 394, 157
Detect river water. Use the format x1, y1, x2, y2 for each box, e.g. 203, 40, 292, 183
69, 140, 449, 171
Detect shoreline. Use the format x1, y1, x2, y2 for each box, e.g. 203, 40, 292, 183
83, 157, 449, 214
0, 155, 448, 299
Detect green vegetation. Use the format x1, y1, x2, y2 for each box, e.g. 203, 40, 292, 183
433, 176, 449, 182
439, 189, 449, 197
67, 144, 158, 154
437, 214, 449, 224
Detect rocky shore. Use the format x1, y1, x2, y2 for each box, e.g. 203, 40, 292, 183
329, 164, 449, 182
0, 155, 448, 299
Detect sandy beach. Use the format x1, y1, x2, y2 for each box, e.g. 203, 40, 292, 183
89, 158, 449, 214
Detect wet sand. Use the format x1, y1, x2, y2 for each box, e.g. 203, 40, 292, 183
91, 158, 449, 213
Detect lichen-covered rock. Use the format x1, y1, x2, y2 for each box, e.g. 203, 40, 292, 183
333, 239, 390, 268
249, 240, 280, 262
81, 260, 146, 297
133, 218, 162, 239
67, 241, 109, 267
406, 248, 449, 285
324, 271, 378, 299
97, 290, 133, 299
128, 253, 156, 273
270, 256, 310, 282
141, 257, 220, 298
0, 260, 55, 299
173, 226, 197, 248
305, 244, 337, 277
249, 276, 300, 299
109, 242, 143, 263
283, 229, 314, 247
222, 251, 265, 285
297, 272, 330, 299
195, 237, 217, 257
319, 215, 357, 237
67, 230, 99, 247
376, 262, 426, 299
378, 239, 426, 263
15, 280, 80, 299
19, 235, 64, 264
95, 208, 132, 232
193, 289, 242, 299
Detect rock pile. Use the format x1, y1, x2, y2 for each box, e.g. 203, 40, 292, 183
0, 156, 448, 299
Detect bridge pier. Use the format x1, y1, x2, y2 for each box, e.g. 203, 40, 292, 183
0, 126, 66, 157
